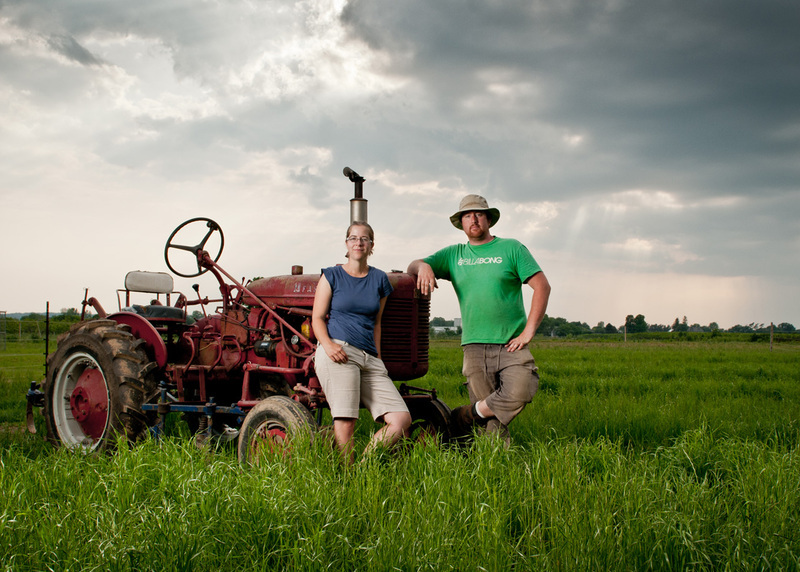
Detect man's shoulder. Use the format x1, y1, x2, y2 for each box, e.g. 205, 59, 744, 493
427, 243, 465, 258
491, 237, 534, 256
491, 236, 524, 247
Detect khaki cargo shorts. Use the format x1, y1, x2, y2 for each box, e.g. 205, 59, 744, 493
462, 343, 539, 426
315, 340, 409, 421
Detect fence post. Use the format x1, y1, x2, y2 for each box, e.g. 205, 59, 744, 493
770, 322, 774, 352
45, 303, 50, 377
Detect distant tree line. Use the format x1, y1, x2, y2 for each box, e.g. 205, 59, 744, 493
537, 314, 796, 338
1, 309, 84, 342
2, 309, 796, 344
428, 314, 797, 339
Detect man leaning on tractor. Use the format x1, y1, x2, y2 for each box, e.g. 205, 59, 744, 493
407, 194, 551, 442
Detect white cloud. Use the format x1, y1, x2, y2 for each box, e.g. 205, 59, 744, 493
1, 0, 799, 330
603, 237, 701, 265
601, 189, 684, 215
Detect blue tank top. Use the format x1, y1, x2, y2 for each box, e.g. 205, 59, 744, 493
323, 265, 393, 356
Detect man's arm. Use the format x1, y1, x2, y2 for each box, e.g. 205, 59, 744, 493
506, 271, 551, 352
407, 259, 438, 296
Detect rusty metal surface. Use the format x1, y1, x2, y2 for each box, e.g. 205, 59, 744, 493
242, 274, 320, 307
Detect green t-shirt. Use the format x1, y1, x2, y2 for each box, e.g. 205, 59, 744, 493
424, 237, 542, 345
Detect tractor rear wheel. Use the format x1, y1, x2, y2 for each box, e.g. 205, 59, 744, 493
406, 397, 453, 445
237, 395, 316, 465
44, 320, 156, 452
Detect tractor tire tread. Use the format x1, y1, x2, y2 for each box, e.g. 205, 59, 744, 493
44, 320, 157, 452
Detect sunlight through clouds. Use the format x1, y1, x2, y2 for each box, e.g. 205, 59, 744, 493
601, 189, 684, 214
1, 0, 798, 328
603, 237, 702, 265
514, 202, 559, 236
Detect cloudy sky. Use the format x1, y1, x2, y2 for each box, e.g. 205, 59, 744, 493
2, 0, 799, 329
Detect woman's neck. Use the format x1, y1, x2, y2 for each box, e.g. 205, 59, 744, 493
343, 258, 369, 277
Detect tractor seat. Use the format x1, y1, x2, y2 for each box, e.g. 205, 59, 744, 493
130, 304, 186, 321
121, 271, 187, 322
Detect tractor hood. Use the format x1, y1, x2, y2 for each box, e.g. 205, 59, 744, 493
243, 274, 320, 308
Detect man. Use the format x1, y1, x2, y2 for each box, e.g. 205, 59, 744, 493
407, 195, 551, 439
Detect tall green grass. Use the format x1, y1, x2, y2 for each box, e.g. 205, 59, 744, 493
1, 430, 797, 570
1, 339, 799, 570
422, 339, 800, 449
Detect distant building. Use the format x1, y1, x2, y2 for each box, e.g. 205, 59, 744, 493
431, 326, 458, 334
431, 317, 461, 335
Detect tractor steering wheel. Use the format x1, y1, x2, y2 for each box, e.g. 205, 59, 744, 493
164, 218, 225, 278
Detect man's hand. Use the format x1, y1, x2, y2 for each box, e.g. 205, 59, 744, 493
408, 260, 438, 296
505, 331, 533, 352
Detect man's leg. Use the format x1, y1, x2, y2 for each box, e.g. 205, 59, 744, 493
451, 344, 499, 435
483, 347, 539, 426
453, 344, 538, 437
462, 358, 509, 440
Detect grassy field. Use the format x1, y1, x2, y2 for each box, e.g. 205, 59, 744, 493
1, 338, 799, 570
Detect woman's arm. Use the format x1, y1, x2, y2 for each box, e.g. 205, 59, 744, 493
311, 275, 348, 363
374, 296, 388, 359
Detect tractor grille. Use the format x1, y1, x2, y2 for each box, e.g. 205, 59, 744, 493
382, 296, 429, 381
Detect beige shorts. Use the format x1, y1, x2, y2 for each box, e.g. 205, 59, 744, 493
314, 340, 409, 421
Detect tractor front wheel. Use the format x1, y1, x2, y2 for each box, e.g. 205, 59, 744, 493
44, 320, 156, 452
237, 395, 317, 465
406, 397, 453, 445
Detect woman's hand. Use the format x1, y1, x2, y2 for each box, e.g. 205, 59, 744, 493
323, 340, 348, 363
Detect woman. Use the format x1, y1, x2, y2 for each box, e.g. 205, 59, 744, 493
312, 221, 412, 463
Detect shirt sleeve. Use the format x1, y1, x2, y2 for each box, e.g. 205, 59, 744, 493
513, 241, 542, 283
322, 266, 337, 290
423, 246, 454, 281
378, 270, 393, 298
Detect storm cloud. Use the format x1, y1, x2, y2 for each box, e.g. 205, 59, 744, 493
1, 0, 798, 328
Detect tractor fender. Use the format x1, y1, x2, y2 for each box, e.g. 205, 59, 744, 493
108, 312, 168, 369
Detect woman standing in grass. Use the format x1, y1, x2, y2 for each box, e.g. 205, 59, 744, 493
312, 221, 411, 463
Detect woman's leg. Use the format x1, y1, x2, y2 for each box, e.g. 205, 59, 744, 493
364, 410, 412, 454
359, 354, 412, 455
332, 417, 358, 464
315, 342, 364, 464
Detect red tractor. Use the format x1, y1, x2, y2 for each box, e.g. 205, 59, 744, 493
27, 168, 453, 462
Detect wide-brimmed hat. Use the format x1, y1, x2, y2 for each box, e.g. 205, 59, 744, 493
449, 194, 500, 229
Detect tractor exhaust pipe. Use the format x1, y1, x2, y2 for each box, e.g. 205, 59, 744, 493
343, 167, 367, 224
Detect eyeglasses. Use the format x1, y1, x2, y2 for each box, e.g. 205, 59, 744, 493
346, 236, 373, 244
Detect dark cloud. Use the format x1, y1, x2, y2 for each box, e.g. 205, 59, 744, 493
340, 0, 800, 198
46, 34, 101, 65
1, 0, 798, 324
